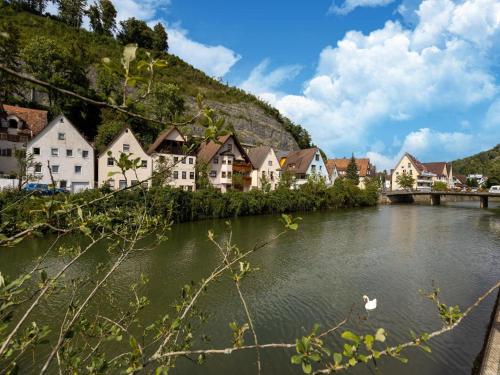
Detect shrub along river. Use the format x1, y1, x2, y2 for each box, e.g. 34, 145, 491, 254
1, 202, 499, 374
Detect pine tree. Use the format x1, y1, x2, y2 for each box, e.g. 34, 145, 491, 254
152, 22, 168, 52
346, 154, 359, 185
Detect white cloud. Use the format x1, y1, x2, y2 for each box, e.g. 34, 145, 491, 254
113, 0, 171, 23
240, 59, 302, 97
329, 0, 396, 15
249, 0, 500, 162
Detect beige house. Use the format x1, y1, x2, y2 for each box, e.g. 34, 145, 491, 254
247, 145, 281, 190
98, 128, 151, 189
0, 105, 48, 176
197, 134, 253, 192
391, 153, 453, 190
329, 158, 375, 189
147, 127, 196, 191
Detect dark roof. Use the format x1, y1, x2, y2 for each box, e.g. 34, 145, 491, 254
2, 105, 48, 135
147, 126, 185, 155
325, 159, 336, 178
197, 134, 252, 166
423, 162, 448, 177
331, 158, 372, 177
247, 145, 273, 169
282, 147, 318, 174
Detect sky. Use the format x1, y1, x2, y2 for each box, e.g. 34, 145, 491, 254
54, 0, 500, 170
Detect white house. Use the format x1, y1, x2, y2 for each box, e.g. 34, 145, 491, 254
0, 105, 48, 176
197, 134, 253, 192
281, 147, 331, 187
27, 115, 94, 192
147, 127, 196, 191
325, 160, 339, 185
247, 145, 281, 190
328, 158, 375, 189
98, 127, 151, 189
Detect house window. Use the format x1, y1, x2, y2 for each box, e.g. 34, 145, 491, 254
408, 163, 411, 168
262, 171, 266, 178
142, 182, 148, 188
181, 158, 186, 164
141, 160, 147, 168
0, 149, 12, 157
66, 149, 73, 157
8, 119, 17, 128
0, 134, 7, 140
209, 170, 217, 177
315, 154, 320, 161
173, 171, 178, 179
187, 186, 193, 191
58, 133, 65, 140
82, 150, 89, 158
320, 165, 322, 171
33, 147, 40, 155
213, 157, 219, 164
227, 159, 232, 165
222, 171, 226, 178
75, 165, 82, 174
188, 158, 194, 164
410, 170, 413, 175
228, 171, 232, 178
190, 172, 195, 179
107, 158, 114, 166
119, 180, 127, 189
222, 159, 226, 164
35, 164, 42, 173
131, 180, 138, 186
51, 148, 59, 156
123, 144, 130, 152
182, 171, 186, 179
60, 180, 67, 188
311, 165, 316, 172
107, 179, 115, 188
174, 156, 179, 163
268, 160, 273, 166
52, 165, 59, 173
227, 144, 232, 152
270, 171, 274, 180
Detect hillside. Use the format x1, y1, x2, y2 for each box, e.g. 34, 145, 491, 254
0, 4, 309, 151
452, 144, 500, 179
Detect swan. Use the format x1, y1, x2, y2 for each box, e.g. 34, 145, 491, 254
363, 295, 377, 311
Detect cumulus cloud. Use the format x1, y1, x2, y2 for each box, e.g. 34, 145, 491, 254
113, 0, 170, 23
247, 0, 500, 166
240, 59, 302, 97
329, 0, 396, 15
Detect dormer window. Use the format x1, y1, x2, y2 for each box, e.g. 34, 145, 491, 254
58, 133, 65, 140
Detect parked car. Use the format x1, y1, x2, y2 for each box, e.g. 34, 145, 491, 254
23, 183, 69, 196
489, 185, 500, 194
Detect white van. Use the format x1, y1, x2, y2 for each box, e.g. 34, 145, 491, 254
489, 185, 500, 193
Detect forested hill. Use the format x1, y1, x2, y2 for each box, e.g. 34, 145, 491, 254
0, 2, 311, 152
452, 144, 500, 180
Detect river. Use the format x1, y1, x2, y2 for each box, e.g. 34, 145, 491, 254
1, 203, 499, 374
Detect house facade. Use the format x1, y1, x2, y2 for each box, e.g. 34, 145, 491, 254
197, 135, 253, 192
281, 147, 330, 187
325, 160, 339, 185
98, 128, 151, 189
329, 158, 374, 189
247, 145, 281, 190
148, 127, 196, 191
391, 153, 454, 190
27, 115, 94, 192
0, 105, 48, 176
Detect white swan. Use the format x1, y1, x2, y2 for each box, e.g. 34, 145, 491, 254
363, 295, 377, 311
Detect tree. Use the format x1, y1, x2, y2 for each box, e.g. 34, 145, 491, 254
346, 154, 359, 185
9, 0, 48, 13
87, 0, 116, 35
146, 82, 185, 124
14, 149, 39, 190
396, 172, 415, 190
57, 0, 87, 28
466, 178, 478, 188
433, 181, 448, 191
0, 22, 22, 102
152, 22, 168, 52
117, 17, 154, 49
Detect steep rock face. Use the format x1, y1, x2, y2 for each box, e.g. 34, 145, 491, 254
186, 99, 300, 151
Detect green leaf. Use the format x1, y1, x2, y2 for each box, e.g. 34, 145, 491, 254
341, 331, 360, 344
420, 345, 432, 353
291, 354, 302, 364
348, 357, 357, 366
375, 328, 386, 342
397, 357, 408, 364
302, 361, 312, 374
333, 353, 342, 365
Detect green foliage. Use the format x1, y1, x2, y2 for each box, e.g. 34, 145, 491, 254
143, 82, 185, 123
432, 181, 448, 191
87, 0, 116, 35
396, 172, 415, 190
117, 17, 154, 49
0, 21, 22, 102
346, 154, 359, 185
452, 144, 500, 182
152, 22, 168, 52
465, 177, 478, 188
57, 0, 87, 28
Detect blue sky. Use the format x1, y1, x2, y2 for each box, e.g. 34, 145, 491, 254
102, 0, 500, 169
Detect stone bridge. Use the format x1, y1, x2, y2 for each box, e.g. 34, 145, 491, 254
383, 190, 499, 208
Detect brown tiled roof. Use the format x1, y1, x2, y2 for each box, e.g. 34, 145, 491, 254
147, 127, 185, 154
2, 105, 48, 135
331, 158, 371, 177
455, 174, 466, 184
282, 147, 318, 174
197, 134, 252, 166
423, 162, 448, 177
405, 153, 426, 173
325, 159, 336, 178
247, 145, 272, 169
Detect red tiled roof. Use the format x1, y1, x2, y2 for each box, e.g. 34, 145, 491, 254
248, 145, 273, 169
2, 105, 48, 135
405, 153, 426, 173
197, 134, 252, 166
282, 148, 318, 174
423, 162, 448, 177
331, 158, 372, 177
325, 159, 336, 178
